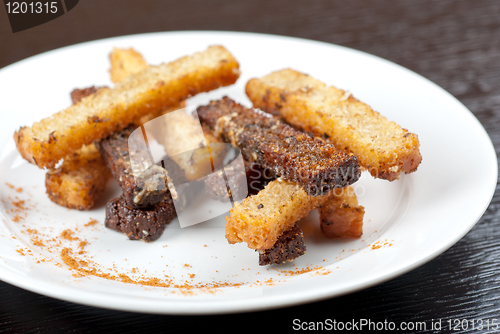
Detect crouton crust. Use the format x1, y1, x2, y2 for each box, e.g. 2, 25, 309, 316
109, 47, 148, 83
46, 48, 152, 210
226, 179, 332, 250
246, 69, 421, 181
45, 144, 111, 210
319, 186, 365, 239
196, 97, 360, 196
14, 45, 240, 169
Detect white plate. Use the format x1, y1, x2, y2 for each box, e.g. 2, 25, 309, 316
0, 31, 496, 315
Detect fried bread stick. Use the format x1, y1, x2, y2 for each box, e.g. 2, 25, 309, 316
257, 223, 306, 265
246, 69, 422, 181
319, 186, 365, 239
196, 97, 360, 196
14, 45, 240, 169
96, 125, 188, 209
45, 87, 111, 210
45, 143, 112, 210
198, 124, 306, 263
199, 120, 307, 263
226, 178, 332, 250
105, 193, 177, 242
45, 49, 151, 210
109, 47, 148, 83
108, 47, 178, 126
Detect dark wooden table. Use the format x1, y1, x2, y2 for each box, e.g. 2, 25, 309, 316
1, 1, 499, 332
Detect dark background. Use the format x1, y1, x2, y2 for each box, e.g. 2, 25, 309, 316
1, 0, 500, 332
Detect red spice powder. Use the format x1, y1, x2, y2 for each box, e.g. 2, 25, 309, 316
11, 200, 25, 210
5, 193, 29, 222
5, 183, 21, 192
84, 218, 98, 227
278, 265, 324, 276
31, 236, 45, 247
59, 246, 247, 291
6, 181, 332, 294
371, 239, 394, 250
61, 229, 78, 241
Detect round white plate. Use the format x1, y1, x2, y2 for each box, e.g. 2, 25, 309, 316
0, 31, 496, 315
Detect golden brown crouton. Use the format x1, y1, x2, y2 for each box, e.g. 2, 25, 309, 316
15, 45, 240, 169
226, 179, 332, 250
45, 144, 111, 210
319, 186, 364, 238
46, 47, 180, 210
109, 47, 148, 83
246, 69, 421, 181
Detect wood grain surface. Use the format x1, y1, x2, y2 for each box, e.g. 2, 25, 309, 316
1, 0, 499, 332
